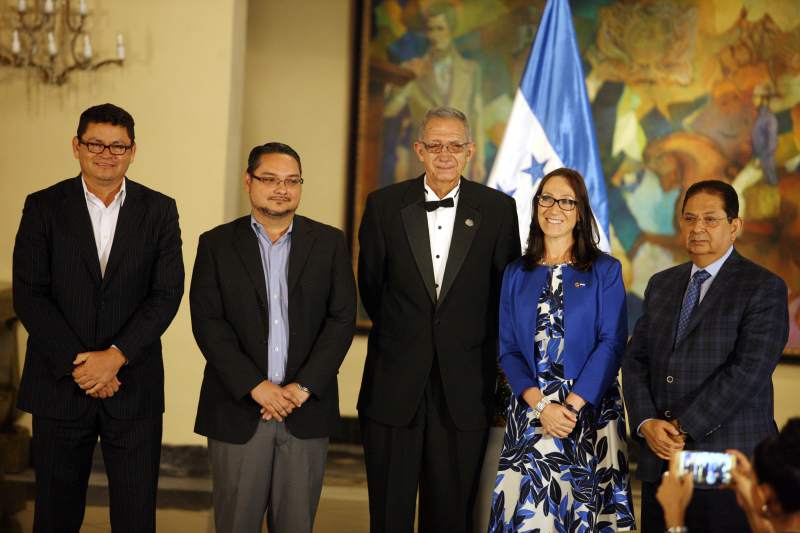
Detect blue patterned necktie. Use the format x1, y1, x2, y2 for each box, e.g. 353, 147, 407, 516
675, 269, 711, 344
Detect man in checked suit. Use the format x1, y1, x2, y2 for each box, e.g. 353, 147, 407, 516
358, 106, 520, 532
13, 103, 184, 533
623, 179, 789, 533
191, 142, 356, 532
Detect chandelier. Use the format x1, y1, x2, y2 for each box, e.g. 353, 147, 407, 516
0, 0, 125, 85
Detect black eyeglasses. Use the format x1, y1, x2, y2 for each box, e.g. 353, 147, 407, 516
78, 139, 133, 156
249, 174, 304, 188
418, 141, 470, 154
536, 194, 577, 211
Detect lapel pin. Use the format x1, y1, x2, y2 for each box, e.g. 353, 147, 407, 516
465, 218, 474, 227
575, 282, 586, 288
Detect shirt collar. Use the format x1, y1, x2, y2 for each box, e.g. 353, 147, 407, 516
691, 245, 734, 279
423, 176, 460, 201
251, 214, 293, 242
81, 176, 126, 206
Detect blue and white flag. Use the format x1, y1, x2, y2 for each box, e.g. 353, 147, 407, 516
487, 0, 609, 252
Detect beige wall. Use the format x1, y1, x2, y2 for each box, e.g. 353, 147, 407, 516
2, 0, 797, 446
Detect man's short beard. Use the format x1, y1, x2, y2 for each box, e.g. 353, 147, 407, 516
256, 206, 294, 218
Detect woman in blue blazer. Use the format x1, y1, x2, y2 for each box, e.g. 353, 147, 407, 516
488, 168, 635, 532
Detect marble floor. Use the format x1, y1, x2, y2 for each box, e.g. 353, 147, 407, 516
2, 444, 642, 532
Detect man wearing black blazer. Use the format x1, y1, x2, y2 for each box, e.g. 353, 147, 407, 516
358, 106, 520, 532
191, 142, 356, 533
623, 180, 789, 533
13, 103, 184, 533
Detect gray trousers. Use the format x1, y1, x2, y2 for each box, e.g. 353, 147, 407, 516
208, 420, 329, 533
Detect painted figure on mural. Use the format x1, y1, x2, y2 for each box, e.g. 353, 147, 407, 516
382, 3, 486, 185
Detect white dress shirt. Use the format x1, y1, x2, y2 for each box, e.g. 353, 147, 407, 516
82, 176, 126, 276
424, 177, 460, 298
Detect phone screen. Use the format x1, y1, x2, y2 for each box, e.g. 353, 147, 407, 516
677, 451, 736, 487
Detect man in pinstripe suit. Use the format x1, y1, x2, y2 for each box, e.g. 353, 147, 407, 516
13, 103, 184, 533
623, 180, 789, 533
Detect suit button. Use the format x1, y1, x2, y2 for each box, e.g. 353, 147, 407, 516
666, 375, 674, 384
262, 340, 267, 345
664, 410, 672, 418
434, 319, 441, 325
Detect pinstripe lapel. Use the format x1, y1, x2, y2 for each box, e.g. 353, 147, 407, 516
62, 176, 102, 283
103, 179, 145, 284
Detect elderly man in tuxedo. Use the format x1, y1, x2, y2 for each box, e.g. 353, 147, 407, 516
358, 106, 520, 532
13, 103, 184, 533
623, 179, 789, 533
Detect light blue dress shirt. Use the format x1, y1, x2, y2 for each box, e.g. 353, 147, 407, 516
690, 244, 734, 304
251, 216, 292, 384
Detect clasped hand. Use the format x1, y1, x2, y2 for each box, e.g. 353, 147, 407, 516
250, 381, 311, 422
523, 388, 584, 438
539, 403, 578, 438
641, 419, 686, 460
72, 347, 126, 399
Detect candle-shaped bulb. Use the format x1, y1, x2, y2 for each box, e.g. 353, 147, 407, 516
18, 0, 27, 13
116, 33, 125, 60
44, 0, 54, 14
47, 31, 57, 56
78, 0, 88, 15
82, 34, 93, 59
11, 30, 21, 55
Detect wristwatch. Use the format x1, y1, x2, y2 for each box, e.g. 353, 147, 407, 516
532, 398, 550, 420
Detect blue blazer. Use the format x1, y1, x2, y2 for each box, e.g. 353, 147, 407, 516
499, 253, 627, 406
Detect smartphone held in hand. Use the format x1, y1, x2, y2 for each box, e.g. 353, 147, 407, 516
677, 451, 736, 487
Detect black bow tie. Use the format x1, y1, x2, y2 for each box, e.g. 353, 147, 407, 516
421, 197, 454, 211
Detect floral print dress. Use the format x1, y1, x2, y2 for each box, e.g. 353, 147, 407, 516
488, 264, 635, 533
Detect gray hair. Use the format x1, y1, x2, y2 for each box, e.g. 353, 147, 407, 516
418, 106, 471, 141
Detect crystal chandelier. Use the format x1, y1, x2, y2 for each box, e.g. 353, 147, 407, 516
0, 0, 125, 85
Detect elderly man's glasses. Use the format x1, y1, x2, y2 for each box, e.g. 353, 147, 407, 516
418, 141, 470, 154
537, 194, 577, 211
249, 174, 304, 188
79, 139, 133, 155
680, 214, 731, 228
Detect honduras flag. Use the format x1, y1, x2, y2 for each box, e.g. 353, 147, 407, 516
487, 0, 609, 252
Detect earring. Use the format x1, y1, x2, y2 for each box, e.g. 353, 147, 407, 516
761, 504, 770, 517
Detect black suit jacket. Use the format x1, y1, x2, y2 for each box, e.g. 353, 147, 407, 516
357, 176, 520, 430
191, 215, 356, 443
13, 176, 184, 420
623, 248, 789, 482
